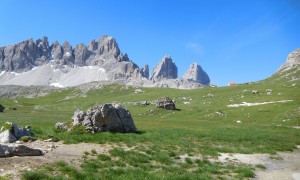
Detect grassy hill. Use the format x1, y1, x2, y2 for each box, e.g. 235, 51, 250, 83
0, 66, 299, 179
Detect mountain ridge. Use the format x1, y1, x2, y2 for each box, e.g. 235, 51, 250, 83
0, 35, 210, 89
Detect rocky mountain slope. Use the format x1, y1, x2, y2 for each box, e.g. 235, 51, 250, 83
0, 35, 210, 89
278, 48, 300, 72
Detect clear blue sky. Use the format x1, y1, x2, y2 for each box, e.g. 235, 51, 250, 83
0, 0, 299, 86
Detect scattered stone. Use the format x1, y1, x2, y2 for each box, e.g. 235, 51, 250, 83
0, 122, 33, 143
55, 122, 70, 131
0, 105, 5, 112
236, 120, 242, 123
183, 102, 191, 105
266, 89, 273, 95
0, 143, 43, 157
252, 90, 259, 94
0, 130, 17, 143
133, 101, 150, 106
44, 139, 53, 142
156, 97, 176, 110
70, 103, 137, 133
133, 89, 145, 94
207, 93, 214, 98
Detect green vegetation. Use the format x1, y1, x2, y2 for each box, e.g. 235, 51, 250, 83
1, 67, 300, 179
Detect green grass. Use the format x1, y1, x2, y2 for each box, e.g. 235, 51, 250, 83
1, 67, 300, 179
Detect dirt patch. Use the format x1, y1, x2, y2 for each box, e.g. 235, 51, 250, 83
217, 148, 300, 180
0, 141, 114, 179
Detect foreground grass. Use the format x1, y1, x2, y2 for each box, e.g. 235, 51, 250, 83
22, 147, 255, 180
0, 67, 300, 179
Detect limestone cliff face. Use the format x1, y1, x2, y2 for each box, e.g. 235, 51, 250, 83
150, 55, 178, 81
182, 63, 210, 85
278, 48, 300, 72
0, 35, 148, 80
0, 37, 50, 72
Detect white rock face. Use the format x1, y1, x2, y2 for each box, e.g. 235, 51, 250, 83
278, 48, 300, 71
182, 63, 210, 85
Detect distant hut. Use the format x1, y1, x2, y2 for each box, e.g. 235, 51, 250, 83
0, 105, 5, 112
228, 82, 237, 86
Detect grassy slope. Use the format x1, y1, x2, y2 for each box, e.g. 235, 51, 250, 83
0, 67, 299, 179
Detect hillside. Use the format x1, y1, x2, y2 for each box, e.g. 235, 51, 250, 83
0, 62, 299, 179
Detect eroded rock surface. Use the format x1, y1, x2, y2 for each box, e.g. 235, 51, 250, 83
71, 104, 137, 133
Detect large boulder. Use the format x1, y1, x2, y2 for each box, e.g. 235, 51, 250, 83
0, 122, 33, 143
0, 143, 43, 157
0, 130, 17, 143
156, 97, 176, 110
71, 104, 137, 133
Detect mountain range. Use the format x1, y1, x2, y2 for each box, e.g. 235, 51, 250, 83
0, 35, 210, 89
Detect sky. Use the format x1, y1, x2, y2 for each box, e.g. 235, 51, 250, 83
0, 0, 299, 86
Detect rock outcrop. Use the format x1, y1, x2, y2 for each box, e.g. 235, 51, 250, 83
71, 104, 137, 133
182, 63, 210, 85
156, 97, 176, 110
278, 48, 300, 72
0, 122, 32, 143
0, 143, 43, 157
150, 55, 178, 81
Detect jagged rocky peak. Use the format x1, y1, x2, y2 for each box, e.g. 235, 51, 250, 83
182, 63, 210, 85
141, 64, 149, 79
278, 48, 300, 72
0, 37, 51, 72
74, 43, 89, 66
87, 35, 123, 61
150, 55, 178, 81
50, 41, 63, 60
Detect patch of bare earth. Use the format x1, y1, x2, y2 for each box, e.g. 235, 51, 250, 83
217, 147, 300, 180
0, 141, 114, 179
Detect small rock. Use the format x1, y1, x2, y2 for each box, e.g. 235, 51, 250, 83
44, 138, 52, 142
0, 105, 5, 112
236, 120, 242, 123
207, 93, 214, 98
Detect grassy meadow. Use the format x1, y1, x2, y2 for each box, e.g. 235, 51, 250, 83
0, 67, 299, 179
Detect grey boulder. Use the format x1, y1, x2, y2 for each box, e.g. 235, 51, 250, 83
0, 143, 43, 157
71, 104, 137, 133
0, 130, 17, 143
156, 97, 176, 110
0, 122, 33, 143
